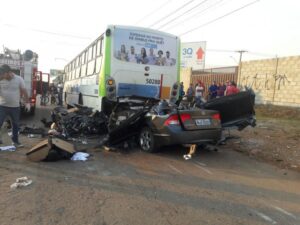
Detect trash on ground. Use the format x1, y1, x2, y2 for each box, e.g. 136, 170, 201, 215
20, 126, 46, 137
10, 176, 33, 189
71, 152, 90, 161
26, 137, 77, 162
0, 145, 16, 152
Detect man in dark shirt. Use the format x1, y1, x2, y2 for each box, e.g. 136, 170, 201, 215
208, 81, 218, 100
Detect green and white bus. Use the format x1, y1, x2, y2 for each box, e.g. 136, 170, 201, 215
63, 25, 180, 113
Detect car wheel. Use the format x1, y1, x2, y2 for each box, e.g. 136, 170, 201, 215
139, 127, 158, 153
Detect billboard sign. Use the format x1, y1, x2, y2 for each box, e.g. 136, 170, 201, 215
181, 42, 206, 70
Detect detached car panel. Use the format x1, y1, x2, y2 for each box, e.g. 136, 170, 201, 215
203, 89, 256, 130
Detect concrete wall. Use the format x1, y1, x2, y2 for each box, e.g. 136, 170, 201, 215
239, 56, 300, 107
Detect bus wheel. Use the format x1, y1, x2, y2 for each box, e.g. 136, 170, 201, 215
78, 93, 83, 105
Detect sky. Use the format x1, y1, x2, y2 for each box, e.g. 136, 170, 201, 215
0, 0, 299, 72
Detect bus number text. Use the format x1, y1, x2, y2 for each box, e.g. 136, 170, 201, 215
146, 79, 161, 85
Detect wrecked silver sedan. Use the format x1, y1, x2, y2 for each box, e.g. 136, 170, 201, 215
107, 97, 222, 152
107, 89, 255, 152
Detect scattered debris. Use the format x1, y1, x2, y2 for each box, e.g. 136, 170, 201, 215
71, 152, 90, 161
20, 126, 46, 137
0, 145, 16, 152
10, 177, 32, 189
26, 137, 76, 162
51, 106, 108, 138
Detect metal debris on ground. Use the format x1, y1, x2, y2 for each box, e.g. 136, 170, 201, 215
20, 126, 46, 137
10, 177, 33, 189
51, 106, 108, 138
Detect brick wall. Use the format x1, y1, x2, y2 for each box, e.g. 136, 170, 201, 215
239, 56, 300, 107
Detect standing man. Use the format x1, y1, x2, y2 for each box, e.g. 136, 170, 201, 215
178, 82, 185, 103
186, 83, 194, 104
208, 81, 218, 100
0, 65, 30, 147
57, 81, 64, 106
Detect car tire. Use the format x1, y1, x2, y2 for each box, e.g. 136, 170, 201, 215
139, 127, 159, 153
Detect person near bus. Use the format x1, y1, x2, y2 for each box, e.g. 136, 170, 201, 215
57, 81, 64, 106
0, 64, 30, 147
49, 83, 58, 105
225, 81, 240, 96
186, 83, 194, 104
178, 82, 185, 103
195, 83, 205, 106
217, 82, 226, 98
208, 81, 218, 100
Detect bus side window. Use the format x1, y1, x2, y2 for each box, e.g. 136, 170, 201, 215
72, 60, 76, 80
97, 38, 103, 56
87, 44, 96, 76
81, 51, 87, 77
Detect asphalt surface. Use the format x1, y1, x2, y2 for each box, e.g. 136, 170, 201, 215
0, 103, 300, 225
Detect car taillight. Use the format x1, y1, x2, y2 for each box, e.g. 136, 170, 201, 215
164, 115, 179, 126
164, 114, 191, 126
180, 113, 192, 122
212, 113, 221, 120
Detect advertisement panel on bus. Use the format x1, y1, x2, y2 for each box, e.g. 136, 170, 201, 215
111, 27, 179, 99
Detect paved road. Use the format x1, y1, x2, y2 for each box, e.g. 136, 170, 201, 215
0, 106, 300, 225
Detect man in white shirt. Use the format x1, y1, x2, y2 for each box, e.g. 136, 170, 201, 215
0, 64, 30, 147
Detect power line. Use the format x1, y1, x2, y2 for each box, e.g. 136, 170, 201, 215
3, 23, 91, 40
164, 0, 227, 31
157, 0, 210, 30
149, 0, 197, 28
135, 0, 173, 25
206, 48, 236, 52
247, 51, 277, 57
179, 0, 260, 36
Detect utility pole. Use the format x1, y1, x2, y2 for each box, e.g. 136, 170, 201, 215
236, 50, 247, 86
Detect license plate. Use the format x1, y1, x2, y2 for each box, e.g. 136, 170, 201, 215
195, 119, 211, 126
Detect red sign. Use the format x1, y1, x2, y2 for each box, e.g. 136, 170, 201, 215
196, 48, 205, 60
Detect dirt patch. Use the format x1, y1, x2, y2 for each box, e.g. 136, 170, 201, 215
255, 104, 300, 120
228, 105, 300, 172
